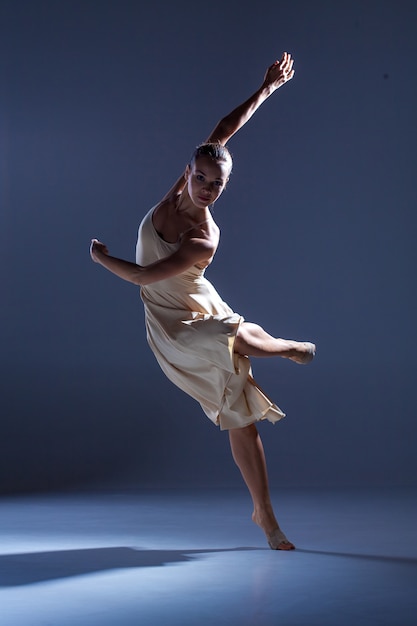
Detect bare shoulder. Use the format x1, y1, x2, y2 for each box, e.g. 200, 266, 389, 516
180, 216, 220, 268
182, 213, 219, 243
152, 193, 179, 223
152, 194, 182, 243
208, 217, 220, 246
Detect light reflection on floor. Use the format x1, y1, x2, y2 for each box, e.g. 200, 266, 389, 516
1, 487, 416, 625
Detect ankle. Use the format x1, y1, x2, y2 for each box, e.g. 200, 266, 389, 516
252, 506, 278, 534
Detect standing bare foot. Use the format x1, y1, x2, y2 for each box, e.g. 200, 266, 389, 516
252, 511, 295, 551
265, 527, 295, 550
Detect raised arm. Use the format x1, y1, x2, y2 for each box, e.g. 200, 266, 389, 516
161, 52, 294, 200
207, 51, 295, 145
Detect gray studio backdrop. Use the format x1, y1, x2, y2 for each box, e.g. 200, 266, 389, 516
1, 0, 416, 493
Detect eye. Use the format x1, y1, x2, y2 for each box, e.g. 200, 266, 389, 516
196, 174, 204, 182
215, 181, 223, 188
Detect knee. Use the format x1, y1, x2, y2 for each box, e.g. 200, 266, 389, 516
234, 322, 258, 354
234, 324, 247, 354
233, 332, 245, 355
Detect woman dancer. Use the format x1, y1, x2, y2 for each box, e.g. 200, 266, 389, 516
90, 51, 315, 550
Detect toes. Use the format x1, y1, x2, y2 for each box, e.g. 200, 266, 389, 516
278, 541, 295, 550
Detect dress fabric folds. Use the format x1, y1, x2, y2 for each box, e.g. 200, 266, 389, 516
135, 207, 285, 430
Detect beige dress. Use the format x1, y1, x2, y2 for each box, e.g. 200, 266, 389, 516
135, 207, 285, 430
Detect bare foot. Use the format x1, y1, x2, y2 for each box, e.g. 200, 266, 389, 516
266, 528, 295, 551
252, 511, 295, 551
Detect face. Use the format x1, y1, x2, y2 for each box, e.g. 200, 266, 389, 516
185, 155, 231, 208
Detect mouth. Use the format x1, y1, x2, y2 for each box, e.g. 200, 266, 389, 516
198, 196, 210, 204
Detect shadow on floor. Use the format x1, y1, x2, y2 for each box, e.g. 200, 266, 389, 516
2, 545, 416, 587
0, 546, 259, 586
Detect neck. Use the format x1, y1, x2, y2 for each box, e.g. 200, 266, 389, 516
176, 189, 210, 219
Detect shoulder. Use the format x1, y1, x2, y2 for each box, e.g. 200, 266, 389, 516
180, 216, 220, 256
152, 194, 179, 232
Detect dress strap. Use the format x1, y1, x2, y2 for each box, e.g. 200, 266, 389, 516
180, 219, 210, 237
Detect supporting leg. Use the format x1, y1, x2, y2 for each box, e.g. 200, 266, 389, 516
228, 423, 295, 550
234, 322, 315, 363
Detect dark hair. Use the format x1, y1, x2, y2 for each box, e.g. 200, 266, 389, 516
190, 142, 233, 172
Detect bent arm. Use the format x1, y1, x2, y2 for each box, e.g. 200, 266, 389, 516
90, 237, 214, 286
207, 52, 295, 145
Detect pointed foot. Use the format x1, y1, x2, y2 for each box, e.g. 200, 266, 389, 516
267, 528, 296, 550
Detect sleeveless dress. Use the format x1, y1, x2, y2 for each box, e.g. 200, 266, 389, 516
135, 207, 285, 430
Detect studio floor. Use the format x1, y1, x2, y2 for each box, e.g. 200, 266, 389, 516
1, 486, 416, 626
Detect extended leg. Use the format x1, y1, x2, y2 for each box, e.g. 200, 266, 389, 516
229, 423, 295, 550
234, 322, 315, 363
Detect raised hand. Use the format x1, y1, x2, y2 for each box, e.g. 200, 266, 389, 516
262, 52, 295, 92
90, 238, 109, 262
